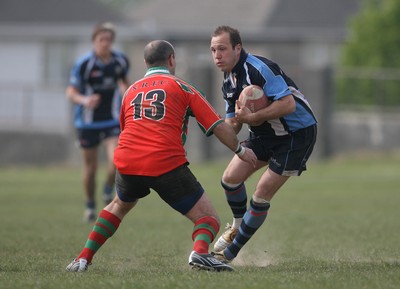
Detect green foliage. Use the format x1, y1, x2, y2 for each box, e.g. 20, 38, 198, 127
1, 155, 400, 289
342, 0, 400, 67
97, 0, 146, 9
336, 0, 400, 106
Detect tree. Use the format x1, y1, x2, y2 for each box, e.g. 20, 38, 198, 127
97, 0, 146, 10
336, 0, 400, 106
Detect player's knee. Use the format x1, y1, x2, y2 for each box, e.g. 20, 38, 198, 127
105, 197, 137, 219
221, 168, 246, 186
252, 194, 269, 204
221, 179, 243, 190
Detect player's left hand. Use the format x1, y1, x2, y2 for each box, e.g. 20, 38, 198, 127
235, 100, 252, 123
236, 100, 263, 126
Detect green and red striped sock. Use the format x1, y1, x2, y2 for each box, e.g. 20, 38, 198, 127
77, 209, 121, 263
192, 216, 219, 254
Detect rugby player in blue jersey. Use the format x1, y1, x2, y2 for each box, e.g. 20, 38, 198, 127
66, 22, 130, 222
210, 26, 317, 263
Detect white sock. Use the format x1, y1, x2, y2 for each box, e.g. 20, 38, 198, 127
232, 218, 242, 229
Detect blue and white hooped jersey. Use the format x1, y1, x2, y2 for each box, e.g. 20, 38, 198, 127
223, 50, 317, 137
69, 50, 129, 129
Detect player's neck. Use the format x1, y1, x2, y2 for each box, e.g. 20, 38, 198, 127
96, 52, 112, 64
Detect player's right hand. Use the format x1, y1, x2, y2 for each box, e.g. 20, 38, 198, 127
238, 147, 257, 167
84, 94, 101, 109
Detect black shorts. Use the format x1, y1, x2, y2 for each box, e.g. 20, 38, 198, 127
76, 126, 120, 148
115, 164, 204, 215
244, 124, 317, 176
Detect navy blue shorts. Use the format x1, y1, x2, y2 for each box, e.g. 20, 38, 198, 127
76, 126, 120, 148
244, 124, 317, 176
115, 164, 204, 215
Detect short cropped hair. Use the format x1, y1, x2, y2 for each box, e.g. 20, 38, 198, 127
212, 26, 242, 48
144, 40, 175, 67
92, 22, 116, 41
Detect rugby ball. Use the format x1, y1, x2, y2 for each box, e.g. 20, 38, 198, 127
238, 85, 269, 112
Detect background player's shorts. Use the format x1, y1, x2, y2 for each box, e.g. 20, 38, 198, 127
244, 124, 317, 176
115, 164, 204, 215
76, 125, 120, 148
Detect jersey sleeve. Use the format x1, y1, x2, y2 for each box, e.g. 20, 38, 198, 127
122, 55, 130, 78
119, 100, 126, 131
183, 84, 223, 136
113, 51, 130, 79
225, 100, 236, 119
259, 65, 292, 101
69, 61, 83, 89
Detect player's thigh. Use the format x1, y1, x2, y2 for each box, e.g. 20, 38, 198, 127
80, 147, 98, 171
152, 164, 204, 215
270, 125, 317, 176
254, 168, 289, 201
102, 126, 120, 161
103, 136, 118, 162
222, 155, 266, 184
76, 128, 101, 149
115, 171, 151, 202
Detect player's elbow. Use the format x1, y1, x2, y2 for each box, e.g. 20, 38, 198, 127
288, 100, 296, 114
66, 86, 76, 100
285, 95, 296, 114
225, 117, 242, 134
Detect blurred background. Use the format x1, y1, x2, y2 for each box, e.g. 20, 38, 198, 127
1, 0, 399, 166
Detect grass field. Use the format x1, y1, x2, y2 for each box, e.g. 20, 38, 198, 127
1, 153, 399, 289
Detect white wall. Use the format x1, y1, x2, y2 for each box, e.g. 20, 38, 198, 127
0, 42, 43, 84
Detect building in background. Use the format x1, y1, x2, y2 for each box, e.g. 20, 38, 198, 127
3, 0, 396, 166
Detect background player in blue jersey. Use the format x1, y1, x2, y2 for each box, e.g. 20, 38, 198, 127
66, 22, 130, 222
209, 26, 317, 263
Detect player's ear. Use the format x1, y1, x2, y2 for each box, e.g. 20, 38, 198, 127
234, 44, 242, 57
235, 43, 242, 52
168, 53, 176, 74
168, 53, 174, 66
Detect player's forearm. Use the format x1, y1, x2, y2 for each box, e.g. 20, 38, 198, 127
66, 86, 87, 105
214, 121, 257, 166
213, 122, 241, 153
252, 94, 296, 123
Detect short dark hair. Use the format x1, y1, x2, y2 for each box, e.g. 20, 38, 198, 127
92, 22, 116, 41
144, 40, 175, 67
212, 26, 242, 48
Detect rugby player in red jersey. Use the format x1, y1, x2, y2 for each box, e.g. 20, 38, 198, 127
66, 40, 257, 272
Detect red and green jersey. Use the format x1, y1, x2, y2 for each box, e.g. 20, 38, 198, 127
114, 67, 223, 176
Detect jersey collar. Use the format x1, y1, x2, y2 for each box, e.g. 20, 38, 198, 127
232, 49, 248, 75
224, 49, 248, 80
145, 66, 171, 77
